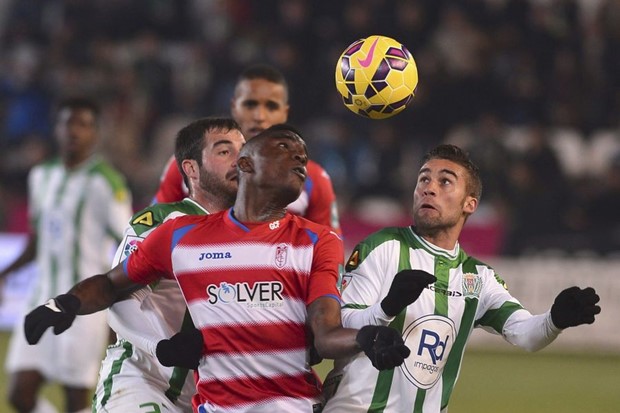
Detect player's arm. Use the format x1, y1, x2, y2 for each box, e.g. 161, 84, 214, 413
107, 288, 161, 355
23, 263, 143, 345
308, 296, 410, 370
306, 230, 408, 370
502, 286, 601, 352
0, 233, 37, 281
24, 219, 177, 345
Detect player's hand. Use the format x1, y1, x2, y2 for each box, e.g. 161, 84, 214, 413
24, 294, 81, 345
381, 270, 437, 317
156, 327, 203, 370
550, 286, 601, 329
356, 325, 410, 370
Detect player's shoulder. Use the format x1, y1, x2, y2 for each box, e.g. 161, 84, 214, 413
362, 226, 410, 247
87, 158, 129, 192
306, 159, 332, 181
130, 199, 207, 230
290, 214, 341, 241
30, 158, 61, 175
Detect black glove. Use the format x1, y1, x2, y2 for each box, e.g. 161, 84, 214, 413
24, 294, 81, 345
356, 325, 411, 370
156, 328, 203, 370
550, 286, 601, 329
381, 270, 437, 317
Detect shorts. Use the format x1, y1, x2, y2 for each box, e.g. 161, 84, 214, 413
93, 339, 194, 413
5, 311, 109, 388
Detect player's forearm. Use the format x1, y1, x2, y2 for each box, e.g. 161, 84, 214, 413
67, 274, 121, 314
314, 327, 362, 359
0, 235, 37, 280
341, 303, 394, 329
108, 294, 160, 356
502, 309, 561, 352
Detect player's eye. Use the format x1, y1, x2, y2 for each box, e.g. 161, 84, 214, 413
266, 102, 280, 111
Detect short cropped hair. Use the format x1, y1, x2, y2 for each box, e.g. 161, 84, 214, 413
422, 144, 482, 200
175, 117, 241, 188
236, 64, 289, 101
55, 97, 100, 119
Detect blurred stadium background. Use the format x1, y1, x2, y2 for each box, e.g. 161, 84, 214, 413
0, 0, 619, 411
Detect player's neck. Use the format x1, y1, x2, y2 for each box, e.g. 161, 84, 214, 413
232, 195, 287, 223
414, 226, 460, 251
191, 191, 234, 215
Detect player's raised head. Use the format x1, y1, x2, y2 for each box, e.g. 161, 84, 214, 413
422, 144, 482, 201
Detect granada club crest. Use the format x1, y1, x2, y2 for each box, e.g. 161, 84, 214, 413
462, 273, 482, 298
275, 243, 288, 268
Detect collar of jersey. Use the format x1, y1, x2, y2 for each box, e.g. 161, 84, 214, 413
224, 207, 291, 235
408, 226, 460, 261
182, 197, 210, 214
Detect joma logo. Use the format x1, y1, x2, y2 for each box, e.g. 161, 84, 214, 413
199, 251, 232, 260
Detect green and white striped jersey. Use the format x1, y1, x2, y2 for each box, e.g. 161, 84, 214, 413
28, 156, 132, 307
324, 226, 523, 413
96, 198, 208, 412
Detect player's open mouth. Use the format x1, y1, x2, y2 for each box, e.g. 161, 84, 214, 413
226, 172, 238, 182
420, 203, 436, 210
292, 167, 307, 180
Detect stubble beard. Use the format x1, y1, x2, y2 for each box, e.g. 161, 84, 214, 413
198, 170, 237, 208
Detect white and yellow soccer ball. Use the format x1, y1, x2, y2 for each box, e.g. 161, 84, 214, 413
335, 35, 418, 119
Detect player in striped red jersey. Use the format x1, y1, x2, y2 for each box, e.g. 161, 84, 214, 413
23, 125, 412, 413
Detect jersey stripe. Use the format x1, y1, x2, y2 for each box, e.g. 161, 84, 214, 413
196, 371, 319, 408
200, 323, 307, 354
172, 243, 314, 274
99, 341, 134, 407
199, 348, 307, 382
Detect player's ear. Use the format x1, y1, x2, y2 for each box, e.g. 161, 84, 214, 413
463, 196, 478, 215
181, 159, 199, 180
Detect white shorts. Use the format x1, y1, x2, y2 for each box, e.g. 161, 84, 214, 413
93, 340, 195, 413
5, 311, 109, 388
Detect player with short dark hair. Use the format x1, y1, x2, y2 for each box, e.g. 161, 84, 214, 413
154, 63, 341, 234
93, 117, 245, 413
23, 125, 409, 413
322, 144, 601, 412
0, 97, 133, 413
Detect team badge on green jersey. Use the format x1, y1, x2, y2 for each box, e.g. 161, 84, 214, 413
462, 273, 482, 298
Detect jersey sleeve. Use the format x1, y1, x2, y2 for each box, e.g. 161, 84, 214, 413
305, 162, 341, 236
153, 155, 187, 204
339, 238, 400, 328
307, 230, 343, 305
124, 219, 176, 284
474, 269, 524, 334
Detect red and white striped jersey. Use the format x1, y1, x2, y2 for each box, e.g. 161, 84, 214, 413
124, 208, 343, 412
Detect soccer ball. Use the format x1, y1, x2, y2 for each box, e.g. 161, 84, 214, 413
335, 35, 418, 119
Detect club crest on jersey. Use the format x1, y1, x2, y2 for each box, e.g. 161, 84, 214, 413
462, 273, 482, 298
275, 243, 288, 268
121, 236, 143, 259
